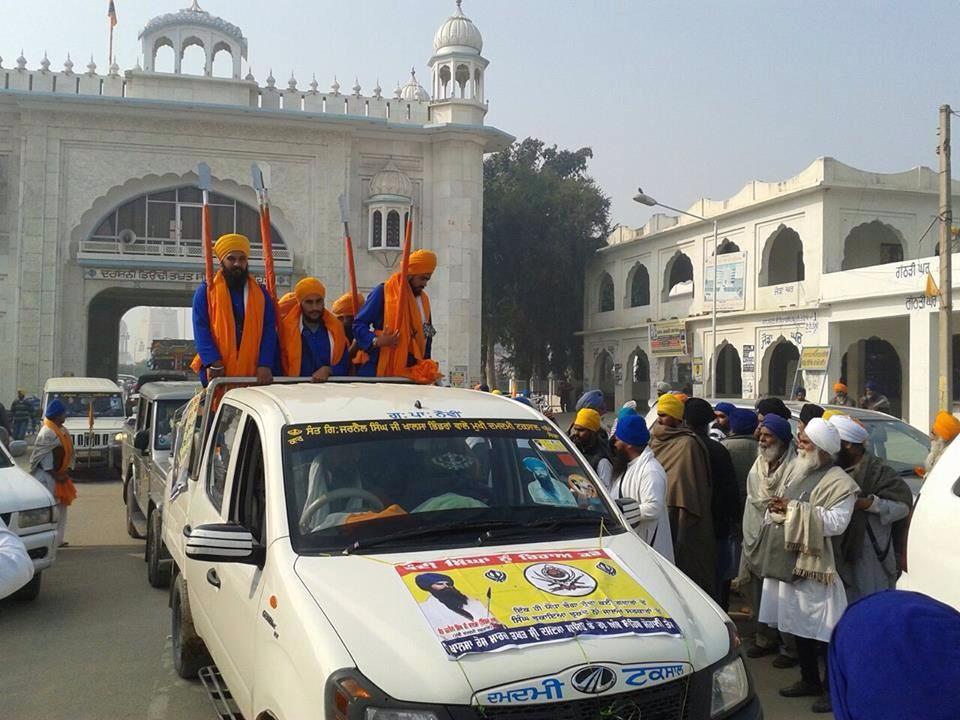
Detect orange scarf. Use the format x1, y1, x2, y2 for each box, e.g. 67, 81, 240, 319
375, 273, 441, 384
44, 418, 77, 507
279, 304, 348, 377
191, 272, 265, 377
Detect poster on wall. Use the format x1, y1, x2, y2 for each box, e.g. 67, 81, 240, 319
650, 320, 688, 356
450, 366, 468, 388
703, 251, 747, 311
742, 345, 756, 373
692, 356, 704, 383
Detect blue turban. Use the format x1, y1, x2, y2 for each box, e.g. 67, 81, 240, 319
728, 408, 758, 436
45, 399, 66, 419
714, 401, 736, 416
614, 414, 650, 448
865, 380, 879, 392
414, 572, 454, 591
576, 389, 604, 413
617, 406, 638, 422
761, 414, 792, 445
513, 396, 533, 407
830, 590, 960, 720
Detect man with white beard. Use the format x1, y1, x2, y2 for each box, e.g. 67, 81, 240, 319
739, 414, 797, 667
758, 418, 859, 714
924, 410, 960, 476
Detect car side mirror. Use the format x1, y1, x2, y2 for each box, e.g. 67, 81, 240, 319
133, 429, 150, 453
615, 497, 643, 530
8, 440, 27, 458
184, 523, 264, 566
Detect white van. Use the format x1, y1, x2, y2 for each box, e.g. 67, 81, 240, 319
164, 381, 761, 720
42, 377, 126, 470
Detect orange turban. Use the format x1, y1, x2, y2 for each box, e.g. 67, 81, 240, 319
331, 292, 365, 317
834, 382, 848, 393
407, 249, 437, 275
213, 233, 250, 261
294, 277, 325, 302
932, 411, 960, 442
657, 393, 685, 420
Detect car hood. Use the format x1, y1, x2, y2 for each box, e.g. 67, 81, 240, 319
294, 533, 729, 706
0, 465, 55, 514
63, 418, 125, 432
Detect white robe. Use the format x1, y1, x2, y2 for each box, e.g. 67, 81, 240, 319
612, 448, 675, 563
759, 494, 856, 642
0, 518, 34, 598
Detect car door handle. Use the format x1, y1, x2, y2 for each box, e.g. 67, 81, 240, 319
206, 568, 221, 589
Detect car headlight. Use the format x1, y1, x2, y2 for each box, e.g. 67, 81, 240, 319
18, 506, 55, 529
710, 656, 749, 717
365, 711, 438, 720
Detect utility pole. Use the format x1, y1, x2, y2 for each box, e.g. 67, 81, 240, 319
938, 104, 953, 411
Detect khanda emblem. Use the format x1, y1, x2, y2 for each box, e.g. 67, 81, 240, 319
484, 569, 507, 583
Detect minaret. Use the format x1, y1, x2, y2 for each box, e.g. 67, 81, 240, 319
428, 0, 487, 125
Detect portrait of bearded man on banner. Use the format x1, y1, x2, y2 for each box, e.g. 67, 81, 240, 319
414, 572, 501, 632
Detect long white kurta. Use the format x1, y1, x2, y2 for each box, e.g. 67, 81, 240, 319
758, 494, 856, 642
612, 448, 675, 563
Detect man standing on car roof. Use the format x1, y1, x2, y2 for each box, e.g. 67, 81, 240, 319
829, 415, 912, 603
278, 278, 350, 382
29, 400, 77, 547
353, 249, 439, 383
190, 233, 277, 387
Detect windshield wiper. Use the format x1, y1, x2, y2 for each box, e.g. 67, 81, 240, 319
478, 515, 608, 543
341, 519, 517, 555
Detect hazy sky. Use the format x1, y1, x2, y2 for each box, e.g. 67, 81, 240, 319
2, 0, 959, 229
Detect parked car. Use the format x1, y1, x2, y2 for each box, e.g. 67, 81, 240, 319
162, 379, 761, 720
42, 377, 126, 472
118, 381, 198, 586
126, 371, 191, 416
897, 433, 960, 609
0, 438, 57, 600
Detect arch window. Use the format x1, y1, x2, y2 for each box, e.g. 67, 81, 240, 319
715, 238, 740, 255
85, 186, 289, 265
153, 38, 175, 73
841, 220, 905, 270
386, 211, 401, 248
759, 225, 804, 286
599, 273, 615, 313
455, 64, 471, 98
663, 251, 694, 299
438, 65, 452, 99
370, 210, 383, 248
211, 42, 234, 78
180, 37, 207, 75
627, 263, 650, 307
764, 338, 800, 398
715, 343, 743, 397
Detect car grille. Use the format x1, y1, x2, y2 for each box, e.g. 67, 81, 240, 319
72, 433, 110, 448
465, 677, 690, 720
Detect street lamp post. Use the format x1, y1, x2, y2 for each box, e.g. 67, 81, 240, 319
634, 189, 720, 397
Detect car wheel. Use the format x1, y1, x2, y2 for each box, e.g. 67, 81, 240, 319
147, 510, 171, 589
10, 571, 42, 601
126, 479, 144, 540
172, 574, 211, 679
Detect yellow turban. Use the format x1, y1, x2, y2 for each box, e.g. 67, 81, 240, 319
657, 393, 685, 420
407, 249, 437, 275
213, 233, 250, 261
574, 408, 602, 432
294, 277, 326, 302
491, 389, 503, 396
331, 292, 365, 317
933, 411, 960, 442
822, 409, 845, 421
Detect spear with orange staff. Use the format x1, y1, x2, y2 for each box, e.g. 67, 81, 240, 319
394, 207, 414, 331
251, 163, 278, 304
338, 193, 362, 317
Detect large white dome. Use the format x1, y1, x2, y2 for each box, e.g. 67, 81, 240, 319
433, 0, 483, 55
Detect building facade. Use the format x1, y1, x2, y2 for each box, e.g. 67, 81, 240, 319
0, 1, 510, 401
582, 157, 960, 430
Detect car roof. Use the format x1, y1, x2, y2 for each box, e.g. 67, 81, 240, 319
697, 398, 901, 422
222, 382, 545, 425
139, 381, 201, 401
43, 377, 121, 393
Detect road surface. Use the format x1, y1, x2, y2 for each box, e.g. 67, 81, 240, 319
0, 472, 825, 719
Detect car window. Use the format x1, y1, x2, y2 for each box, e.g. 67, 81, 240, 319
153, 400, 183, 451
137, 398, 151, 432
205, 404, 243, 513
863, 419, 930, 474
231, 419, 266, 544
49, 392, 125, 418
282, 417, 623, 554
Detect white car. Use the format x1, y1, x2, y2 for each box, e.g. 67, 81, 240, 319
897, 434, 960, 609
164, 380, 762, 720
0, 440, 57, 600
42, 376, 126, 470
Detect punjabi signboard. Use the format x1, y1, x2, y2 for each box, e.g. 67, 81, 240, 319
799, 346, 831, 372
703, 251, 747, 311
649, 320, 688, 356
83, 267, 292, 287
396, 548, 681, 659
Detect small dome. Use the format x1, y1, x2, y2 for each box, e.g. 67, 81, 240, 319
433, 0, 482, 55
369, 161, 413, 200
399, 68, 430, 102
140, 1, 248, 57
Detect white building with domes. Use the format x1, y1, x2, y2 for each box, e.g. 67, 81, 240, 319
0, 1, 511, 399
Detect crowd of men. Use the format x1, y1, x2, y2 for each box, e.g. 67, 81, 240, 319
567, 387, 960, 715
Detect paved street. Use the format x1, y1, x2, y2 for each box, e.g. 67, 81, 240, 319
1, 469, 821, 720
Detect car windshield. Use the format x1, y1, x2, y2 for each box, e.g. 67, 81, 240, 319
861, 418, 930, 474
154, 400, 185, 451
49, 392, 124, 418
282, 417, 624, 554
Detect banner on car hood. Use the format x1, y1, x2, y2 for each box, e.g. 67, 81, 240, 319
396, 548, 682, 659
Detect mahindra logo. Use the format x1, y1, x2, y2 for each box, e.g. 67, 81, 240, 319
571, 665, 616, 695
